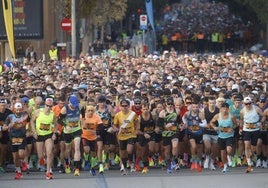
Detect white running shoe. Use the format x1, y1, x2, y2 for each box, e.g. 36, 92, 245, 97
209, 160, 216, 170
256, 159, 261, 168
203, 157, 209, 169
262, 160, 267, 168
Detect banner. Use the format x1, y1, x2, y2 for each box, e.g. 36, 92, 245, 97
2, 0, 15, 58
145, 0, 155, 31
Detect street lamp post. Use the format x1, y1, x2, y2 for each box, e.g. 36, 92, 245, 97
71, 0, 76, 57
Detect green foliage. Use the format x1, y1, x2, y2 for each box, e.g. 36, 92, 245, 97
216, 0, 268, 25
77, 0, 97, 18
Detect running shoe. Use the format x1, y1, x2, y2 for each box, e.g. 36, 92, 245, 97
236, 158, 242, 166
114, 155, 120, 165
171, 160, 180, 171
256, 159, 261, 168
0, 166, 5, 173
222, 167, 229, 173
46, 172, 53, 180
90, 168, 96, 176
121, 168, 127, 175
142, 166, 149, 174
149, 157, 154, 167
231, 157, 236, 168
130, 163, 136, 172
190, 162, 196, 170
158, 156, 163, 166
59, 165, 65, 173
228, 159, 233, 167
167, 164, 172, 174
21, 161, 28, 172
196, 163, 202, 172
203, 157, 209, 169
74, 168, 80, 176
217, 161, 224, 168
209, 160, 216, 170
91, 157, 98, 168
262, 160, 267, 168
28, 160, 33, 169
15, 172, 23, 180
99, 164, 104, 174
246, 166, 253, 173
65, 164, 71, 174
135, 162, 142, 171
84, 161, 90, 171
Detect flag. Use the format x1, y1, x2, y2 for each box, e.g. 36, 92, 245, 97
2, 0, 16, 58
145, 0, 155, 31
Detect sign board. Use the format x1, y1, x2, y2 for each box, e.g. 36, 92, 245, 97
61, 18, 71, 31
139, 14, 147, 30
0, 0, 43, 40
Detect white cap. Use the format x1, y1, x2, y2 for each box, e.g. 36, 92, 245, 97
232, 84, 239, 91
243, 97, 252, 103
14, 102, 23, 109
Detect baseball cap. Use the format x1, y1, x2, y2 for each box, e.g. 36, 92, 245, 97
260, 95, 266, 102
133, 97, 142, 104
45, 98, 54, 106
120, 99, 130, 106
98, 95, 106, 102
14, 102, 23, 109
243, 97, 252, 104
0, 99, 7, 104
69, 95, 79, 108
166, 97, 174, 104
21, 96, 29, 104
234, 96, 242, 102
221, 102, 229, 108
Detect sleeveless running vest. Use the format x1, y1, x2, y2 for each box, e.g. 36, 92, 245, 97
36, 109, 54, 136
140, 113, 155, 134
218, 113, 234, 139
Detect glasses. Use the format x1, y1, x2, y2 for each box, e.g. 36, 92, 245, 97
46, 104, 53, 108
167, 103, 174, 106
135, 103, 141, 105
245, 103, 251, 106
260, 101, 266, 103
185, 102, 192, 105
121, 105, 128, 107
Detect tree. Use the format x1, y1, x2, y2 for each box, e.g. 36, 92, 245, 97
217, 0, 268, 47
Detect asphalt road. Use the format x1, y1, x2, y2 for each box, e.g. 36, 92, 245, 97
1, 167, 268, 188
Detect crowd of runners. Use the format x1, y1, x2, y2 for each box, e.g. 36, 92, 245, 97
0, 45, 268, 180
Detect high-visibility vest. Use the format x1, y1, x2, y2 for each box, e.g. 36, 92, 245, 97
49, 49, 58, 60
211, 33, 219, 42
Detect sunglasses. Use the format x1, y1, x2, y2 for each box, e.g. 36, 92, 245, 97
245, 103, 251, 106
185, 102, 192, 105
126, 91, 131, 93
121, 105, 128, 107
46, 104, 53, 108
0, 99, 7, 104
135, 103, 141, 105
167, 103, 174, 105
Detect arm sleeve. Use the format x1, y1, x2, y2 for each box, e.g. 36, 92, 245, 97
58, 113, 67, 126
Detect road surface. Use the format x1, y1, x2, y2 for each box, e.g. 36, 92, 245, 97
0, 167, 268, 188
